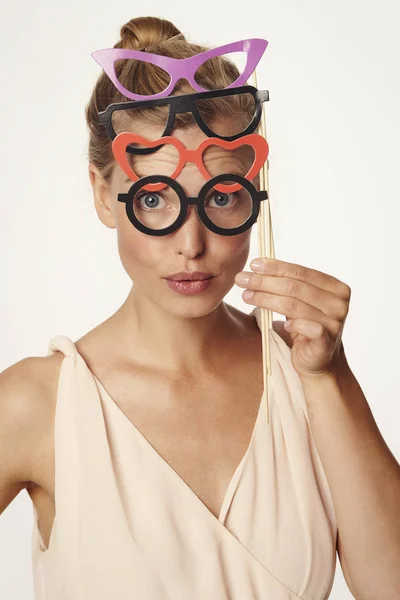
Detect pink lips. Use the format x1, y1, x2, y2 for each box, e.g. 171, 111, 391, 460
166, 277, 213, 295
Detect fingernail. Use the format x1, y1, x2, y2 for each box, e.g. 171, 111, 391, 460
243, 290, 255, 300
236, 273, 250, 285
284, 320, 293, 330
250, 259, 264, 272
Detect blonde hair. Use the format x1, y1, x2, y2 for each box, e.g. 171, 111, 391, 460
85, 16, 254, 181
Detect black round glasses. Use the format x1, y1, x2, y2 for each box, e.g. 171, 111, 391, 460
117, 173, 268, 236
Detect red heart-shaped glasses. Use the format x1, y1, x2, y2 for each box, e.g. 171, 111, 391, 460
112, 133, 269, 193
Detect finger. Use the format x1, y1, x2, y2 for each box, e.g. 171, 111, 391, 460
249, 258, 351, 301
285, 319, 335, 368
235, 272, 349, 321
242, 289, 343, 340
285, 318, 330, 343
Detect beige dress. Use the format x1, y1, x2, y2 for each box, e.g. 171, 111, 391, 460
31, 306, 337, 599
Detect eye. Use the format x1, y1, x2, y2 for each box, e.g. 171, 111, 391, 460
134, 191, 166, 211
206, 190, 237, 210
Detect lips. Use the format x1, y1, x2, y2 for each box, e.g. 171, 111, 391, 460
166, 272, 214, 281
166, 277, 213, 295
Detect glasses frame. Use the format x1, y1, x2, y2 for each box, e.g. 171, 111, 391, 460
112, 132, 269, 194
117, 173, 268, 237
98, 85, 270, 156
91, 38, 268, 101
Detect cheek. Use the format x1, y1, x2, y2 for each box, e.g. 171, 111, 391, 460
117, 219, 151, 268
115, 214, 165, 286
212, 229, 252, 273
221, 229, 251, 255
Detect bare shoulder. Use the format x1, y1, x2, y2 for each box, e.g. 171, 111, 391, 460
230, 304, 293, 349
0, 351, 64, 512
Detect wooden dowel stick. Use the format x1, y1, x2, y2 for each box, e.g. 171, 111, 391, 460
251, 69, 275, 424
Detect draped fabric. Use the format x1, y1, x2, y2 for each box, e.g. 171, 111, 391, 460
32, 306, 337, 599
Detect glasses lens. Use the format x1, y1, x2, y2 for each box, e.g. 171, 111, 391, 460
202, 143, 255, 179
115, 58, 171, 96
111, 104, 169, 148
131, 183, 181, 231
193, 51, 246, 89
204, 180, 253, 229
195, 92, 256, 137
125, 142, 180, 178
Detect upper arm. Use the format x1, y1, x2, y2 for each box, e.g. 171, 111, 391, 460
0, 358, 45, 515
336, 532, 358, 598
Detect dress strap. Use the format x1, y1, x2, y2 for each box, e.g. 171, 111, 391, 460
47, 335, 78, 358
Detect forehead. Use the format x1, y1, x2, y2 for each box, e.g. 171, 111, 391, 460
111, 116, 257, 192
138, 117, 245, 147
129, 119, 254, 158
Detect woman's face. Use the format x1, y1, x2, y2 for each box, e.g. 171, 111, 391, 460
93, 118, 257, 317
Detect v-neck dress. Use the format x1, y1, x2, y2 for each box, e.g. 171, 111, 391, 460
31, 306, 337, 599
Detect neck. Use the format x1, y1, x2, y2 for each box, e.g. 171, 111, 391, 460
107, 287, 248, 377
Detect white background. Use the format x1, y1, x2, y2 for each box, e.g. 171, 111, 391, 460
1, 0, 399, 598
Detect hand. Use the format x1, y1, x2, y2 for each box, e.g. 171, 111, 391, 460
234, 258, 351, 379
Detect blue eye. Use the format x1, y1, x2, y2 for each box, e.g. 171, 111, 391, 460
212, 192, 229, 206
207, 191, 237, 211
135, 192, 165, 211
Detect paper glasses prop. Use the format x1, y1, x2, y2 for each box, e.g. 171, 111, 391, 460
117, 173, 268, 236
98, 85, 270, 155
91, 38, 268, 101
112, 133, 269, 194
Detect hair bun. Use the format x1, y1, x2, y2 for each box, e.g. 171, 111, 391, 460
115, 16, 185, 51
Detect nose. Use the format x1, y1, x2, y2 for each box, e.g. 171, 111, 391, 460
180, 203, 206, 231
173, 167, 208, 230
171, 205, 208, 262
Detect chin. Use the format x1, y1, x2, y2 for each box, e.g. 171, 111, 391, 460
162, 294, 223, 319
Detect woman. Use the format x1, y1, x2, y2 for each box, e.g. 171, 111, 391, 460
1, 15, 399, 600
